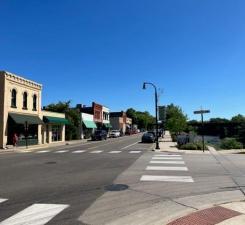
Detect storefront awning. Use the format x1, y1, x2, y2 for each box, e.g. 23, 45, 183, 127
9, 113, 44, 125
43, 116, 69, 125
104, 123, 112, 128
83, 120, 97, 129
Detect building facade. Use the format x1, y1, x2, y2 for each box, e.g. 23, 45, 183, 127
0, 71, 68, 149
110, 111, 132, 134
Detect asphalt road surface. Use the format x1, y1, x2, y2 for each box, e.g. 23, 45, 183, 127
0, 134, 153, 225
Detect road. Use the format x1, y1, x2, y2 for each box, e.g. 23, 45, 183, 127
0, 134, 153, 225
1, 135, 245, 225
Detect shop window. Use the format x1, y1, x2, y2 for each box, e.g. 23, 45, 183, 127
23, 92, 28, 110
11, 89, 17, 108
33, 94, 37, 111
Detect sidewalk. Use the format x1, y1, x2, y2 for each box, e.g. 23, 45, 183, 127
156, 131, 210, 154
1, 139, 88, 153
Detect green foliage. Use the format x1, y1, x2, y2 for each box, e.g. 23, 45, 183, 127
165, 104, 188, 134
44, 101, 80, 140
126, 108, 155, 130
220, 138, 243, 149
179, 142, 208, 150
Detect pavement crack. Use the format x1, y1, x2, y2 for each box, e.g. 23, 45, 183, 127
169, 199, 199, 210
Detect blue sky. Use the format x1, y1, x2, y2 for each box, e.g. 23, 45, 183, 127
1, 0, 245, 120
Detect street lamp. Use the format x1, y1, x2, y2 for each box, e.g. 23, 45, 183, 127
143, 82, 160, 150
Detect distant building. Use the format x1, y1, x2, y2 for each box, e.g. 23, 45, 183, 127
0, 71, 68, 149
76, 102, 112, 139
110, 111, 132, 134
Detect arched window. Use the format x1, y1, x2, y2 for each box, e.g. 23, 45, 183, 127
33, 94, 37, 111
23, 92, 28, 109
11, 89, 17, 108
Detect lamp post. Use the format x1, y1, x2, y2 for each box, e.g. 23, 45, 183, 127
143, 82, 160, 150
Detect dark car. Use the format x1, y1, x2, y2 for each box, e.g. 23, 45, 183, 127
141, 132, 156, 143
92, 130, 108, 141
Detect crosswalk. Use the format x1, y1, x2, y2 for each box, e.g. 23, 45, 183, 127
24, 150, 144, 155
140, 153, 194, 183
0, 199, 69, 225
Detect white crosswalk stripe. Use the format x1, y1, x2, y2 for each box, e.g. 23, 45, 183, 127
140, 175, 194, 182
0, 198, 8, 203
109, 151, 122, 154
152, 157, 182, 160
90, 150, 103, 154
129, 151, 142, 154
140, 154, 194, 183
72, 150, 86, 153
36, 150, 50, 153
150, 161, 185, 164
146, 166, 188, 171
0, 203, 69, 225
55, 150, 69, 153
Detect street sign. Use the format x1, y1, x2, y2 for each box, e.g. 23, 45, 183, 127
194, 110, 210, 114
159, 106, 166, 121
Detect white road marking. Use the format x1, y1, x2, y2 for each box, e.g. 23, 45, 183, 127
121, 142, 139, 150
154, 154, 181, 157
72, 150, 86, 153
152, 157, 182, 160
0, 198, 8, 203
129, 151, 142, 154
36, 150, 50, 153
90, 150, 103, 154
146, 166, 188, 171
0, 203, 69, 225
140, 175, 194, 182
109, 151, 122, 154
55, 150, 69, 153
150, 161, 185, 164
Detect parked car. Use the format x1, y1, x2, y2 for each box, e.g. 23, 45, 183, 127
141, 132, 156, 143
109, 130, 120, 138
91, 130, 108, 141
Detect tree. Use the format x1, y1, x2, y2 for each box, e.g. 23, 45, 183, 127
44, 101, 80, 140
165, 104, 188, 134
126, 108, 155, 130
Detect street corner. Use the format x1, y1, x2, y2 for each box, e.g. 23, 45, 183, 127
165, 201, 245, 225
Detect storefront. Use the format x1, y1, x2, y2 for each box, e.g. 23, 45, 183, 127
7, 113, 43, 146
42, 112, 69, 144
81, 113, 97, 139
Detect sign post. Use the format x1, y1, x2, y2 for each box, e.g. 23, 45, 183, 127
24, 121, 29, 149
194, 109, 210, 152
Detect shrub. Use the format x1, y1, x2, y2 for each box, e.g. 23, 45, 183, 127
220, 138, 243, 149
179, 142, 208, 150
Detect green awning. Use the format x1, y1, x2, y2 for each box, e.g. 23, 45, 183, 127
83, 120, 97, 129
9, 113, 44, 125
43, 116, 69, 125
104, 123, 112, 128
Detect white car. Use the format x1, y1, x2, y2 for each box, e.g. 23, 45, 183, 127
109, 130, 120, 138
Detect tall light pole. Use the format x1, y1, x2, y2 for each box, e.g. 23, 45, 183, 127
143, 82, 160, 150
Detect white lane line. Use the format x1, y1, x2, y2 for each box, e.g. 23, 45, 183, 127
55, 150, 69, 153
152, 157, 182, 160
72, 150, 86, 154
0, 203, 69, 225
90, 150, 103, 154
154, 154, 181, 157
140, 175, 194, 182
121, 142, 139, 150
129, 151, 142, 154
150, 161, 185, 164
109, 151, 122, 154
146, 166, 188, 171
36, 150, 50, 153
0, 198, 8, 203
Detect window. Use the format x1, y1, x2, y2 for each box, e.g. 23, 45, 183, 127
11, 89, 17, 108
23, 92, 28, 109
33, 94, 37, 111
